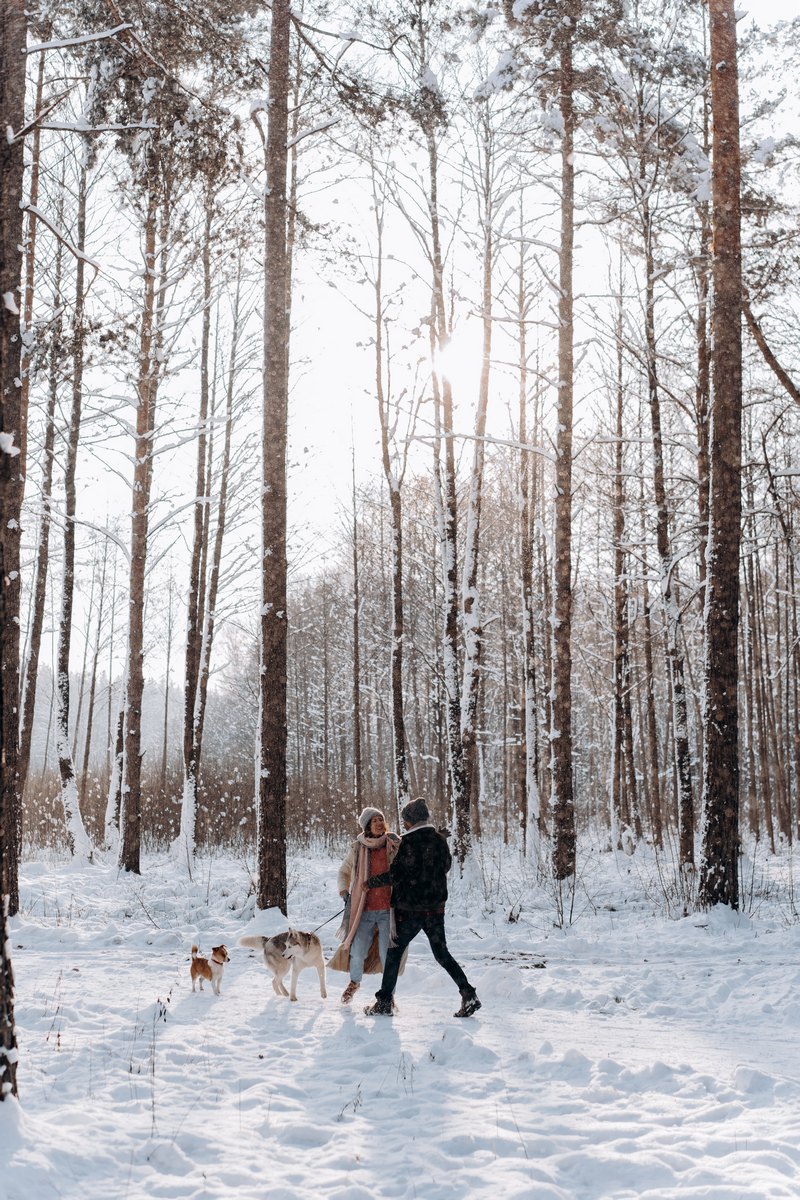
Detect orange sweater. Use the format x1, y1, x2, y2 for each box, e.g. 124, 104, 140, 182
365, 845, 391, 910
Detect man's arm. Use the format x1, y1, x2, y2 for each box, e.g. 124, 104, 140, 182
366, 840, 408, 888
366, 869, 392, 888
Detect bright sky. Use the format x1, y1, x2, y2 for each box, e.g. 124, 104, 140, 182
288, 0, 800, 566
747, 0, 799, 19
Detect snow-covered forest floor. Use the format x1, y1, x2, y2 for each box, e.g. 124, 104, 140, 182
2, 841, 800, 1199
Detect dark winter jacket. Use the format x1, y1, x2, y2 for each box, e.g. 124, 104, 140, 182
366, 824, 451, 913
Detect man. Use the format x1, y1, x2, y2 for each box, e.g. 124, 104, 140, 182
363, 797, 481, 1018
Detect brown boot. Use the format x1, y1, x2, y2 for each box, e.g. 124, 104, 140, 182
341, 980, 360, 1004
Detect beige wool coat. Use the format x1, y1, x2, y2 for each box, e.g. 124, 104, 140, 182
328, 834, 401, 975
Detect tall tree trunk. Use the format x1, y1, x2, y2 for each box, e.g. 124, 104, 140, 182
538, 470, 552, 825
695, 209, 711, 596
430, 326, 469, 858
692, 28, 713, 605
641, 190, 695, 870
160, 575, 174, 799
80, 535, 109, 795
517, 233, 540, 856
256, 0, 290, 912
699, 0, 743, 909
176, 197, 213, 868
371, 187, 410, 810
612, 283, 638, 849
747, 546, 773, 850
194, 284, 239, 770
635, 425, 663, 847
351, 451, 364, 806
71, 545, 97, 761
761, 440, 800, 838
55, 154, 92, 860
755, 563, 787, 840
105, 706, 125, 843
105, 550, 117, 784
551, 35, 577, 882
18, 38, 47, 502
0, 0, 26, 1095
426, 130, 470, 859
39, 608, 56, 785
460, 105, 494, 849
119, 184, 161, 873
430, 535, 446, 811
742, 542, 759, 842
19, 229, 64, 799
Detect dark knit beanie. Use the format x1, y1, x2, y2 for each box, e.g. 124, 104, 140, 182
401, 798, 430, 826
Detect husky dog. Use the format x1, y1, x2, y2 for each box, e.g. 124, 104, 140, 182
190, 944, 230, 995
239, 929, 327, 1002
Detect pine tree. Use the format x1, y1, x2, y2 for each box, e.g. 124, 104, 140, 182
0, 0, 26, 1099
255, 0, 292, 913
698, 0, 743, 908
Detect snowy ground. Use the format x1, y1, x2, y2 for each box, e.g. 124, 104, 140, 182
2, 841, 800, 1199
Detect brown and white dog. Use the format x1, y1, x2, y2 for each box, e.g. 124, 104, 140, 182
239, 929, 327, 1001
190, 944, 230, 995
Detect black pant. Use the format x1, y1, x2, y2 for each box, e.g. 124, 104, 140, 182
376, 910, 471, 1000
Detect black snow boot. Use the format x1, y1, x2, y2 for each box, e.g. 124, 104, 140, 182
364, 996, 393, 1016
454, 989, 481, 1018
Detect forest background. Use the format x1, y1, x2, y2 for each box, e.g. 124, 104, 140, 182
1, 0, 799, 953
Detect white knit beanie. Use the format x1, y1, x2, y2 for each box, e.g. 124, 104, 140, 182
358, 807, 385, 831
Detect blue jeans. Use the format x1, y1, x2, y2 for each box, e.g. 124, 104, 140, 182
349, 909, 391, 983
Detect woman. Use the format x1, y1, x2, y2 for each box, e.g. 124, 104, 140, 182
329, 807, 400, 1003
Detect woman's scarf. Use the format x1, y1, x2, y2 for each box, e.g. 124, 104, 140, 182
340, 833, 388, 951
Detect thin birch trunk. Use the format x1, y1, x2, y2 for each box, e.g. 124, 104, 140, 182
194, 280, 240, 770
695, 210, 711, 595
80, 535, 108, 794
160, 576, 174, 799
371, 180, 410, 810
762, 440, 799, 839
748, 548, 774, 850
427, 188, 470, 858
103, 549, 119, 798
71, 548, 97, 761
18, 38, 47, 502
351, 451, 364, 806
430, 325, 469, 857
105, 707, 124, 842
517, 240, 540, 857
695, 61, 712, 598
637, 431, 663, 847
641, 192, 695, 870
56, 152, 92, 860
176, 196, 213, 869
119, 183, 162, 874
551, 34, 577, 882
755, 563, 788, 840
19, 228, 64, 799
742, 548, 759, 841
460, 105, 494, 849
431, 534, 446, 811
612, 283, 637, 850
